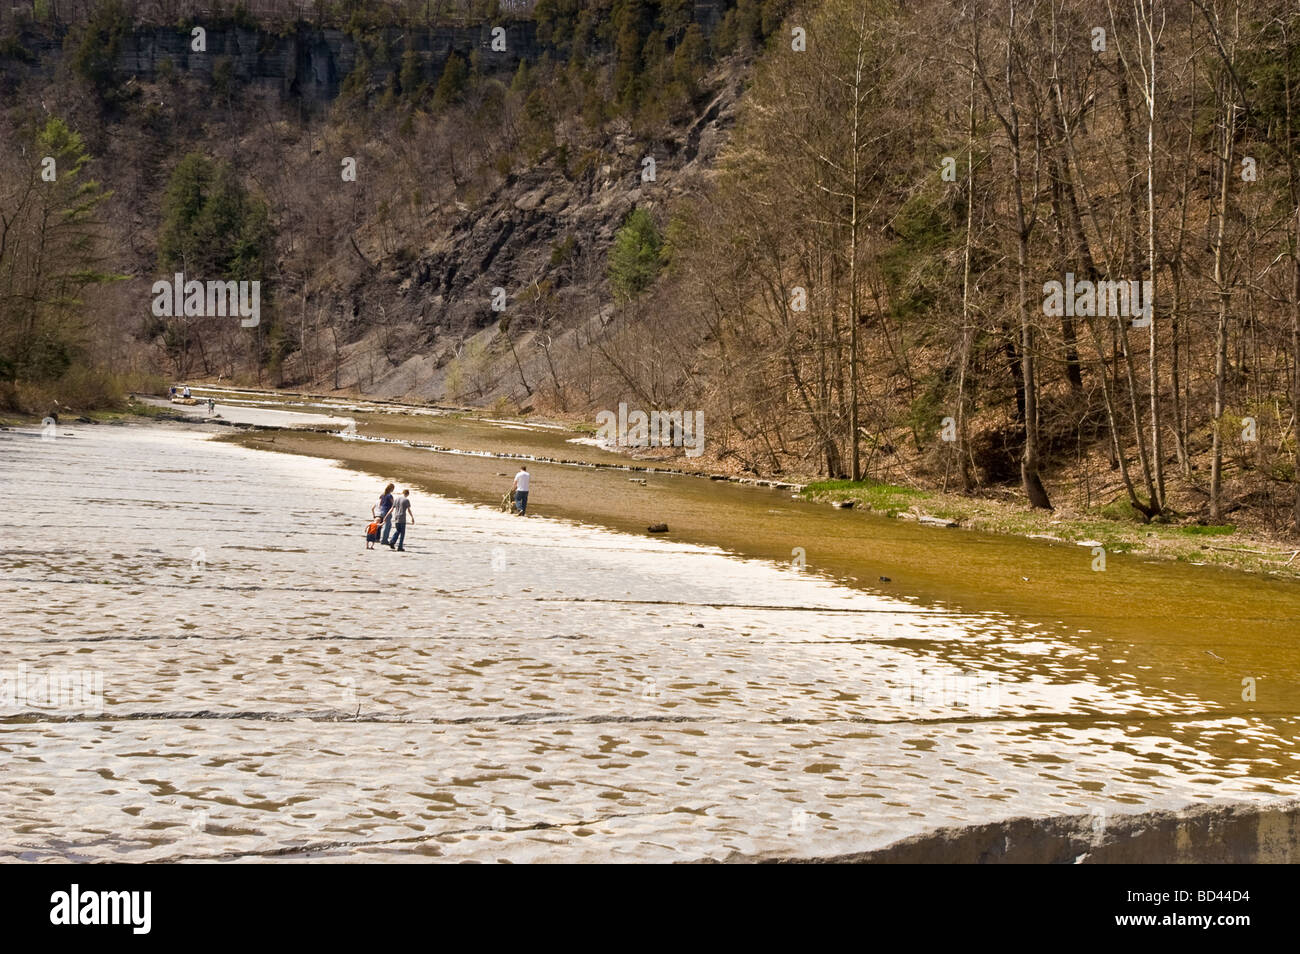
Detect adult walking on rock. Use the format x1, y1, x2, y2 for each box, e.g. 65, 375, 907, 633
388, 489, 414, 550
511, 466, 530, 516
373, 483, 396, 546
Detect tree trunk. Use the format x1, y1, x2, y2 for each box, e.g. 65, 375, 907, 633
1210, 75, 1235, 522
1140, 1, 1166, 511
955, 58, 978, 492
847, 17, 866, 482
1285, 24, 1300, 529
1003, 2, 1051, 509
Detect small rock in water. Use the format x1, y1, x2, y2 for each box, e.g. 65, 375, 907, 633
879, 576, 891, 582
832, 500, 855, 509
918, 515, 958, 528
647, 523, 669, 533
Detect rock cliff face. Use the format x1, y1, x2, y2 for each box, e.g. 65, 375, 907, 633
117, 22, 545, 102
346, 70, 745, 404
3, 3, 732, 102
2, 21, 545, 101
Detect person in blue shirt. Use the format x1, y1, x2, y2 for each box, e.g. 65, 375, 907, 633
373, 483, 396, 547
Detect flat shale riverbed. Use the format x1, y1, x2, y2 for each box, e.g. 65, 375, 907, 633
1, 421, 1297, 862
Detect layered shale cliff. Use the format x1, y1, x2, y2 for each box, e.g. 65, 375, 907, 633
3, 20, 543, 102
1, 1, 731, 102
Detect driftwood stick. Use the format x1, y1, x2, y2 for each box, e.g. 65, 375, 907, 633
1203, 545, 1278, 555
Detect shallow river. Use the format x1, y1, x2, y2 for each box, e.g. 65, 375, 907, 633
0, 413, 1297, 862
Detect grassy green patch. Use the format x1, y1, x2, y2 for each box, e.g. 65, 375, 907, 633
804, 479, 929, 496
802, 479, 931, 515
1097, 498, 1146, 522
1177, 524, 1236, 536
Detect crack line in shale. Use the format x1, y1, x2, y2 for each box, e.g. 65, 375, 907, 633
0, 577, 960, 613
3, 577, 1292, 623
1, 708, 1270, 727
0, 633, 963, 645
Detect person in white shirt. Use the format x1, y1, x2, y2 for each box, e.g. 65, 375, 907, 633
511, 466, 530, 516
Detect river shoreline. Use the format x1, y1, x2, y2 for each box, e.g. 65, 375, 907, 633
52, 393, 1300, 581
6, 393, 1300, 580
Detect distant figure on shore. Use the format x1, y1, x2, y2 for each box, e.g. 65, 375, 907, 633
182, 385, 191, 399
388, 490, 414, 550
207, 397, 215, 413
373, 483, 395, 546
511, 466, 530, 516
169, 386, 177, 399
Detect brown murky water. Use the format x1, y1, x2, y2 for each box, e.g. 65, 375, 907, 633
0, 391, 1296, 862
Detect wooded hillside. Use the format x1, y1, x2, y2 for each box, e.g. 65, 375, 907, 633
3, 0, 1300, 534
